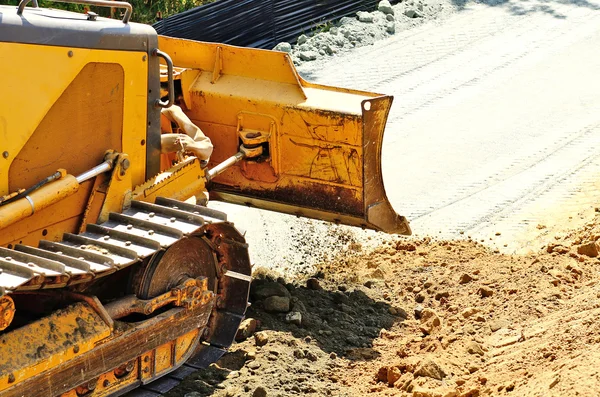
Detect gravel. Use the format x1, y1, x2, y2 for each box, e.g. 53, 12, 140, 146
272, 0, 456, 67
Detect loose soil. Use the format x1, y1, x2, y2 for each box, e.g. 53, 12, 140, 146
164, 207, 600, 397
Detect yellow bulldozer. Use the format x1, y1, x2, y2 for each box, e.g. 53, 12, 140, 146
0, 0, 410, 395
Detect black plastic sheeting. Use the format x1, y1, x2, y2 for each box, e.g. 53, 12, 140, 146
154, 0, 382, 49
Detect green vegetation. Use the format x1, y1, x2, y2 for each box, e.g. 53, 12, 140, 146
0, 0, 215, 24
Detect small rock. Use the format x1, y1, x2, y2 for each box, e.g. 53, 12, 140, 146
466, 341, 485, 355
297, 34, 308, 45
378, 0, 395, 15
387, 366, 402, 385
386, 13, 395, 21
306, 351, 318, 362
461, 307, 479, 319
414, 359, 447, 380
478, 286, 494, 298
254, 331, 269, 347
547, 243, 570, 254
332, 291, 349, 305
246, 351, 256, 360
253, 386, 268, 397
376, 366, 388, 382
272, 42, 291, 52
263, 296, 290, 312
419, 308, 442, 335
330, 352, 337, 359
357, 11, 374, 23
386, 22, 396, 34
364, 280, 374, 288
337, 284, 347, 292
459, 274, 473, 284
306, 278, 322, 290
236, 318, 258, 341
292, 299, 307, 312
435, 291, 449, 300
577, 241, 599, 257
247, 361, 261, 370
415, 293, 426, 303
298, 51, 318, 61
404, 9, 421, 18
489, 319, 508, 332
285, 311, 302, 326
414, 304, 424, 319
252, 282, 290, 300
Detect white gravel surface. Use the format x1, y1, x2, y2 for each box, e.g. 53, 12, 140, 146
211, 0, 600, 274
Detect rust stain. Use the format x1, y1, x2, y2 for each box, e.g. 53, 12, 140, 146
213, 182, 364, 217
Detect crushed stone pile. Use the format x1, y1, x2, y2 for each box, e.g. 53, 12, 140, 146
272, 0, 453, 66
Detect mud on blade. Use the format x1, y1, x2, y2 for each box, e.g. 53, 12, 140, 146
159, 36, 411, 235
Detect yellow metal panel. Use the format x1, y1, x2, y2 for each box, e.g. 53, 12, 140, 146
175, 329, 199, 364
0, 302, 111, 392
154, 343, 173, 374
0, 43, 148, 196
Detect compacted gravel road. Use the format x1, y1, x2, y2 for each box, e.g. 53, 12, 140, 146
212, 0, 600, 269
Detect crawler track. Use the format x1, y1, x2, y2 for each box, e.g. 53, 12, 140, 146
0, 197, 252, 397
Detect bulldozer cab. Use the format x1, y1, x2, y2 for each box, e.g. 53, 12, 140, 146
158, 36, 410, 235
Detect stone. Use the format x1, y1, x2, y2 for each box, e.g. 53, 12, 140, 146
415, 293, 426, 303
386, 13, 395, 21
236, 318, 258, 341
263, 296, 290, 312
252, 282, 290, 300
414, 304, 424, 319
387, 366, 402, 385
357, 11, 374, 23
461, 307, 479, 319
298, 51, 318, 61
285, 311, 302, 326
297, 34, 308, 45
292, 299, 307, 312
459, 274, 473, 284
489, 319, 508, 332
272, 42, 291, 52
414, 359, 447, 380
404, 9, 421, 18
306, 351, 318, 362
254, 331, 269, 347
435, 291, 449, 300
306, 278, 322, 290
419, 308, 442, 335
253, 386, 268, 397
386, 22, 396, 34
378, 0, 395, 14
466, 341, 485, 355
478, 286, 494, 298
577, 241, 599, 257
248, 361, 261, 370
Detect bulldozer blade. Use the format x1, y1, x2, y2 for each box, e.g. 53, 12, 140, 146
158, 36, 411, 235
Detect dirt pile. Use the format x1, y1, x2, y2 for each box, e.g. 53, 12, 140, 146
166, 209, 600, 397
